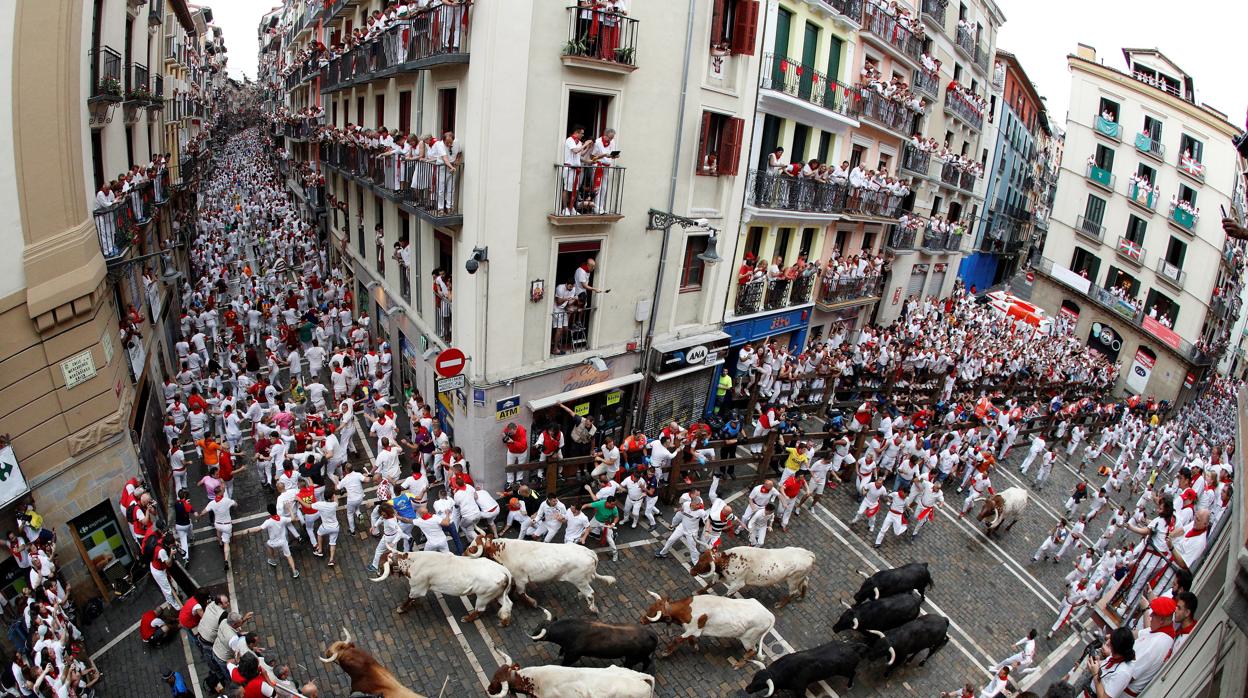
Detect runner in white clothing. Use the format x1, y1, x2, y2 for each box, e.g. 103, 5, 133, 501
198, 488, 237, 571
259, 502, 300, 578
310, 488, 342, 567
411, 506, 453, 553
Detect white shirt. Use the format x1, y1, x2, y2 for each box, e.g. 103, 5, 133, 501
204, 497, 236, 526
1126, 628, 1174, 693
260, 516, 291, 546
413, 514, 448, 545
337, 471, 367, 500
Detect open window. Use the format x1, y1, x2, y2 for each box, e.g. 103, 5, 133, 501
680, 235, 710, 291
697, 111, 744, 176
1098, 97, 1120, 122
567, 91, 612, 141
710, 0, 759, 55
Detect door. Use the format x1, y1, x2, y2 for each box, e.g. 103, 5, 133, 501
927, 269, 946, 297
771, 7, 792, 88
758, 114, 781, 170
906, 268, 927, 297
827, 35, 843, 82
798, 22, 819, 100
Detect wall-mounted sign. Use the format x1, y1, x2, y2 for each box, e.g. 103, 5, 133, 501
605, 390, 623, 406
0, 446, 30, 510
572, 402, 590, 417
437, 375, 466, 393
61, 350, 97, 389
101, 331, 114, 366
496, 395, 521, 421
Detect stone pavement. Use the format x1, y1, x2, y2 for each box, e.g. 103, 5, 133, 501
91, 416, 1148, 697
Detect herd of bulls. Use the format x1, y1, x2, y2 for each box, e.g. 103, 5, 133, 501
319, 527, 955, 697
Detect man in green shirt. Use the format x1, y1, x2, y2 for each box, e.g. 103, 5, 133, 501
581, 498, 620, 561
715, 372, 733, 413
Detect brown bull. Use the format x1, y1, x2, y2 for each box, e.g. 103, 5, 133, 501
319, 628, 427, 698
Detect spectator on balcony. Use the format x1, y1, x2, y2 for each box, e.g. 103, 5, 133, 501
551, 279, 578, 355
428, 131, 462, 215
573, 257, 606, 306
561, 125, 593, 216
95, 183, 118, 210
765, 147, 786, 176
407, 132, 434, 204
587, 128, 619, 213
831, 160, 849, 184
432, 267, 452, 340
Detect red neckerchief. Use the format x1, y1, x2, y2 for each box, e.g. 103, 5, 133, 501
1184, 526, 1207, 538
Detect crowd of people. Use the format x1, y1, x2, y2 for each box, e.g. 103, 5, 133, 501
861, 63, 929, 114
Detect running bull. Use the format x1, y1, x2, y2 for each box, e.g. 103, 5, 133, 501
318, 628, 426, 698
528, 607, 658, 673
744, 639, 869, 695
832, 589, 923, 636
851, 562, 934, 604
487, 650, 655, 698
865, 614, 951, 676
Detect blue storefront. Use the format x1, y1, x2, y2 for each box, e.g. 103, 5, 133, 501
708, 307, 812, 413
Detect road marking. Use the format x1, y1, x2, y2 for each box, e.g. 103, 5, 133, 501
1017, 632, 1081, 692
89, 618, 143, 660
433, 593, 493, 690
806, 503, 997, 674
180, 631, 205, 698
935, 508, 1061, 610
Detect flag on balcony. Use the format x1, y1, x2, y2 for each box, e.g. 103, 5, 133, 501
1118, 237, 1141, 261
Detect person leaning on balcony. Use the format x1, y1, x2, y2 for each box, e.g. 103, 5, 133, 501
561, 125, 593, 215
766, 147, 786, 176
95, 183, 117, 210
428, 132, 462, 215
737, 252, 757, 286
832, 161, 849, 184
551, 279, 578, 355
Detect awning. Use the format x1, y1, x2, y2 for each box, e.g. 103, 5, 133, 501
527, 373, 644, 411
652, 330, 730, 354
654, 359, 725, 382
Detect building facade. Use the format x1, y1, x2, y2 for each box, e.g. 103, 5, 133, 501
1030, 44, 1246, 401
267, 0, 761, 485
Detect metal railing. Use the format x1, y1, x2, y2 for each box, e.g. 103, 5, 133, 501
553, 164, 626, 218
407, 159, 463, 217
734, 276, 816, 316
822, 0, 864, 21
955, 25, 976, 58
127, 62, 149, 97
1155, 258, 1186, 289
1085, 162, 1116, 190
1134, 132, 1165, 160
93, 202, 135, 259
958, 169, 977, 191
89, 46, 124, 99
861, 1, 922, 62
901, 144, 931, 175
856, 86, 912, 134
551, 304, 594, 355
1176, 154, 1206, 182
943, 89, 983, 130
1169, 203, 1198, 232
1094, 114, 1122, 141
1116, 235, 1145, 265
1127, 182, 1158, 211
888, 225, 918, 250
921, 0, 947, 27
1074, 214, 1106, 242
761, 53, 859, 120
912, 67, 939, 98
818, 275, 883, 306
152, 74, 164, 100
563, 6, 638, 66
746, 169, 907, 219
939, 161, 961, 187
734, 279, 766, 316
321, 3, 472, 91
1131, 71, 1185, 100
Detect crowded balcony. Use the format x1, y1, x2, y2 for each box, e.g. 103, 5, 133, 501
860, 1, 922, 65
1169, 201, 1198, 233
823, 0, 865, 22
856, 85, 913, 135
954, 23, 989, 74
1093, 113, 1122, 141
561, 5, 638, 73
1085, 162, 1116, 191
1074, 214, 1106, 243
1127, 180, 1158, 212
943, 88, 983, 130
1177, 151, 1206, 183
912, 67, 939, 98
939, 160, 960, 188
921, 0, 947, 28
733, 275, 816, 317
324, 0, 356, 21
759, 53, 860, 131
816, 274, 883, 309
550, 304, 594, 355
1115, 235, 1145, 267
900, 143, 931, 176
1155, 258, 1186, 290
887, 223, 917, 250
958, 169, 977, 192
93, 201, 137, 261
921, 220, 965, 253
1134, 132, 1166, 161
549, 164, 626, 225
746, 169, 908, 220
320, 2, 472, 93
321, 142, 464, 226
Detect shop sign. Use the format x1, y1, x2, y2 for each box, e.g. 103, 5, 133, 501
573, 402, 590, 417
561, 362, 613, 392
1141, 316, 1181, 351
71, 500, 133, 570
0, 446, 30, 510
724, 307, 810, 345
496, 395, 521, 421
605, 390, 622, 406
61, 350, 97, 389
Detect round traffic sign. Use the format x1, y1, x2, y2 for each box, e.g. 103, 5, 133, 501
435, 347, 466, 378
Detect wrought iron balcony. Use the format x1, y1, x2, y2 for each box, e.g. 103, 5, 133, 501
856, 86, 913, 135
1177, 154, 1206, 183
746, 169, 907, 219
562, 6, 638, 72
550, 164, 626, 224
1115, 235, 1145, 266
912, 67, 939, 98
817, 275, 884, 308
958, 169, 977, 192
939, 161, 960, 188
1127, 182, 1158, 212
901, 144, 931, 176
1074, 214, 1106, 242
861, 1, 922, 64
93, 203, 135, 261
733, 276, 817, 317
1169, 204, 1198, 232
822, 0, 864, 21
1155, 258, 1186, 290
1134, 133, 1165, 161
761, 53, 860, 122
955, 25, 976, 58
1085, 163, 1116, 191
1094, 115, 1122, 141
921, 0, 947, 28
887, 225, 918, 250
321, 3, 472, 92
943, 89, 983, 130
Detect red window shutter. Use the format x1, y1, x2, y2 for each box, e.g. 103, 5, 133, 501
697, 111, 713, 173
718, 117, 745, 176
710, 0, 726, 47
730, 0, 760, 56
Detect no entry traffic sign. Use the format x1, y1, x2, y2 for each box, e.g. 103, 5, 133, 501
435, 347, 466, 378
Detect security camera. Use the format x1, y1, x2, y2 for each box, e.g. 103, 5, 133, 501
694, 218, 709, 228
465, 246, 488, 275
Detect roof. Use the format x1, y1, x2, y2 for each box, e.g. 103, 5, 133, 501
994, 49, 1048, 128
169, 0, 196, 35
1120, 48, 1189, 81
1067, 53, 1242, 135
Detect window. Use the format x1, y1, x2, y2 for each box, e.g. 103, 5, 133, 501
1178, 133, 1203, 163
680, 235, 710, 290
331, 101, 338, 127
1084, 194, 1107, 225
1097, 97, 1120, 122
798, 227, 816, 258
567, 91, 611, 141
125, 126, 134, 169
1143, 115, 1163, 142
817, 132, 832, 163
438, 88, 457, 135
552, 240, 603, 354
745, 227, 763, 260
91, 131, 105, 191
791, 124, 810, 162
1071, 246, 1101, 283
877, 152, 893, 174
850, 144, 866, 169
862, 231, 876, 252
931, 195, 943, 217
1125, 215, 1147, 245
774, 227, 793, 263
1094, 144, 1114, 171
375, 197, 385, 275
953, 64, 962, 82
1136, 163, 1156, 184
1105, 267, 1138, 296
1165, 237, 1187, 268
374, 95, 385, 128
398, 90, 411, 134
356, 96, 364, 126
696, 111, 744, 176
1178, 184, 1197, 206
1145, 288, 1178, 324
710, 0, 759, 55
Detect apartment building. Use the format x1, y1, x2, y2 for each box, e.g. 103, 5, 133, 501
0, 0, 212, 603
958, 49, 1048, 290
1030, 44, 1246, 401
268, 0, 760, 484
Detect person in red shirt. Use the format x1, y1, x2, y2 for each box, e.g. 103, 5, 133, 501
779, 472, 806, 532
178, 591, 207, 631
217, 448, 240, 499
140, 607, 176, 646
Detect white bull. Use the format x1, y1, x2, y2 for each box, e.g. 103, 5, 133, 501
463, 533, 616, 613
976, 486, 1029, 536
689, 545, 815, 608
371, 549, 513, 625
487, 653, 654, 698
640, 591, 776, 667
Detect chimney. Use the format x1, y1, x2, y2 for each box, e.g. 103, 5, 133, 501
1075, 44, 1096, 61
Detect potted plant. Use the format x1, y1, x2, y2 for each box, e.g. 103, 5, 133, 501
98, 75, 123, 99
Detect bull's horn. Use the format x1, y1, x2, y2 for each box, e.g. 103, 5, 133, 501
765, 678, 775, 697
528, 628, 546, 641
318, 651, 339, 664
499, 650, 513, 666
487, 681, 509, 698
840, 599, 852, 609
541, 607, 553, 622
749, 659, 767, 670
851, 618, 858, 629
646, 590, 662, 600
887, 647, 896, 665
341, 627, 353, 644
371, 561, 392, 582
646, 610, 662, 622
873, 587, 880, 600
856, 569, 870, 579
474, 526, 486, 537
867, 629, 886, 638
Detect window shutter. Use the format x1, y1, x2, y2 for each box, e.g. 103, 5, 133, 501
718, 117, 745, 176
697, 111, 713, 172
710, 0, 726, 47
730, 0, 760, 56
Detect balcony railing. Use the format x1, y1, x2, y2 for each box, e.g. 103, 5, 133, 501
1074, 214, 1106, 242
943, 90, 983, 130
1115, 235, 1145, 266
1127, 182, 1158, 211
861, 2, 922, 63
1169, 204, 1198, 232
921, 223, 965, 252
1177, 154, 1206, 183
1155, 258, 1186, 289
1134, 132, 1165, 161
818, 275, 884, 307
900, 144, 931, 176
406, 159, 463, 218
939, 161, 960, 188
761, 53, 859, 121
856, 86, 912, 135
746, 169, 907, 219
888, 225, 918, 250
921, 0, 947, 28
734, 276, 815, 316
1085, 163, 1116, 190
127, 62, 149, 97
320, 3, 472, 92
93, 203, 133, 260
912, 68, 939, 98
152, 74, 164, 100
562, 6, 638, 69
551, 304, 594, 355
823, 0, 864, 21
89, 47, 124, 100
552, 164, 626, 222
955, 25, 976, 58
1094, 115, 1122, 141
958, 169, 977, 191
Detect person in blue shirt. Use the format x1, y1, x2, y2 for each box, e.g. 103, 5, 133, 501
161, 669, 193, 698
717, 416, 742, 478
